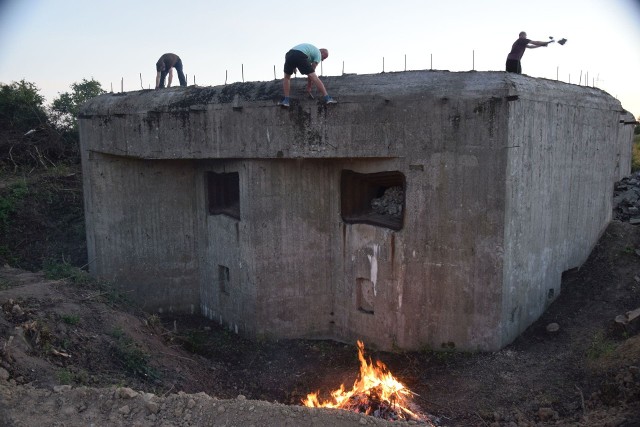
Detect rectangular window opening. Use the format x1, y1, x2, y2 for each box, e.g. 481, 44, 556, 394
218, 265, 230, 295
341, 170, 405, 230
207, 171, 240, 220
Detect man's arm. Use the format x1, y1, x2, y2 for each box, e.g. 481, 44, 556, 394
155, 72, 161, 89
527, 40, 550, 48
167, 68, 174, 87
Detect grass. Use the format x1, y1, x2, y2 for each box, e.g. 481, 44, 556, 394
56, 368, 89, 385
56, 369, 73, 385
182, 330, 208, 354
0, 278, 12, 290
632, 133, 640, 172
43, 259, 90, 283
586, 330, 616, 360
61, 314, 80, 325
111, 326, 159, 381
0, 180, 28, 232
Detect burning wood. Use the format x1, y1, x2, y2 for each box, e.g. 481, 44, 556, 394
303, 340, 429, 422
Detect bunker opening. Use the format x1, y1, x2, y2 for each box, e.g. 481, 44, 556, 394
207, 171, 240, 220
341, 170, 405, 231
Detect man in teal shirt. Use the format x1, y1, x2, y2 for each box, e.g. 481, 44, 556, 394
278, 43, 337, 107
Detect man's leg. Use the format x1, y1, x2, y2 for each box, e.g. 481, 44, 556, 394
307, 73, 328, 97
175, 59, 187, 86
278, 74, 292, 107
283, 74, 292, 97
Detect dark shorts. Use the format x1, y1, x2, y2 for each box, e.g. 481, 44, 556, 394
284, 49, 314, 75
506, 59, 522, 74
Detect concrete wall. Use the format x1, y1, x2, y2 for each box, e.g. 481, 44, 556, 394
79, 70, 633, 351
80, 153, 200, 312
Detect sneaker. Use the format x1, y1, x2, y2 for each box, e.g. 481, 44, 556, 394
278, 98, 290, 108
324, 96, 337, 105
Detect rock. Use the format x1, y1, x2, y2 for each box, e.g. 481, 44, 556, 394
11, 305, 23, 316
145, 400, 160, 414
117, 387, 138, 399
53, 385, 72, 393
141, 392, 155, 401
118, 405, 130, 415
615, 307, 640, 325
371, 186, 404, 217
61, 405, 76, 415
537, 407, 557, 421
546, 323, 560, 332
0, 367, 9, 381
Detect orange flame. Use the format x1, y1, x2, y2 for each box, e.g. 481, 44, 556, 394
303, 340, 422, 420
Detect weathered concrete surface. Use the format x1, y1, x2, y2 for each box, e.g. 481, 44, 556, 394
79, 70, 635, 351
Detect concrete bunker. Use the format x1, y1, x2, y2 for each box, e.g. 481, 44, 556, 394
79, 70, 636, 351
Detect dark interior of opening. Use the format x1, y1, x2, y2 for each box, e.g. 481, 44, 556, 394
207, 171, 240, 220
218, 265, 230, 295
340, 170, 405, 231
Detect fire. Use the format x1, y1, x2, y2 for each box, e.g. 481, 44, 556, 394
303, 340, 425, 421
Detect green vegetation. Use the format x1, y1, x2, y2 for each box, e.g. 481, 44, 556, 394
50, 78, 105, 138
0, 77, 104, 271
0, 80, 48, 132
632, 132, 640, 172
586, 330, 616, 359
111, 327, 159, 381
182, 330, 209, 354
56, 369, 73, 385
43, 259, 90, 284
56, 368, 89, 385
61, 314, 80, 325
0, 180, 27, 232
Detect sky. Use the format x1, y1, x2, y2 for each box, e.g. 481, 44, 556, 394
0, 0, 639, 118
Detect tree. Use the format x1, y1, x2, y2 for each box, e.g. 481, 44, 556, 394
51, 78, 105, 133
0, 80, 48, 132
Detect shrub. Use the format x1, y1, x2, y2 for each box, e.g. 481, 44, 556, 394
0, 80, 48, 132
43, 259, 90, 284
633, 134, 640, 172
0, 180, 28, 233
111, 327, 159, 381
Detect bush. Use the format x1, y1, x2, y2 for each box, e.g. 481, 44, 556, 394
50, 78, 105, 135
0, 80, 48, 133
633, 134, 640, 172
43, 259, 90, 284
0, 180, 28, 233
111, 327, 159, 381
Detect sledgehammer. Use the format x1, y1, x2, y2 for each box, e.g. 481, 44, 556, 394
548, 36, 568, 45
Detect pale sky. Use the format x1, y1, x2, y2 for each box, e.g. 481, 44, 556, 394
0, 0, 639, 118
